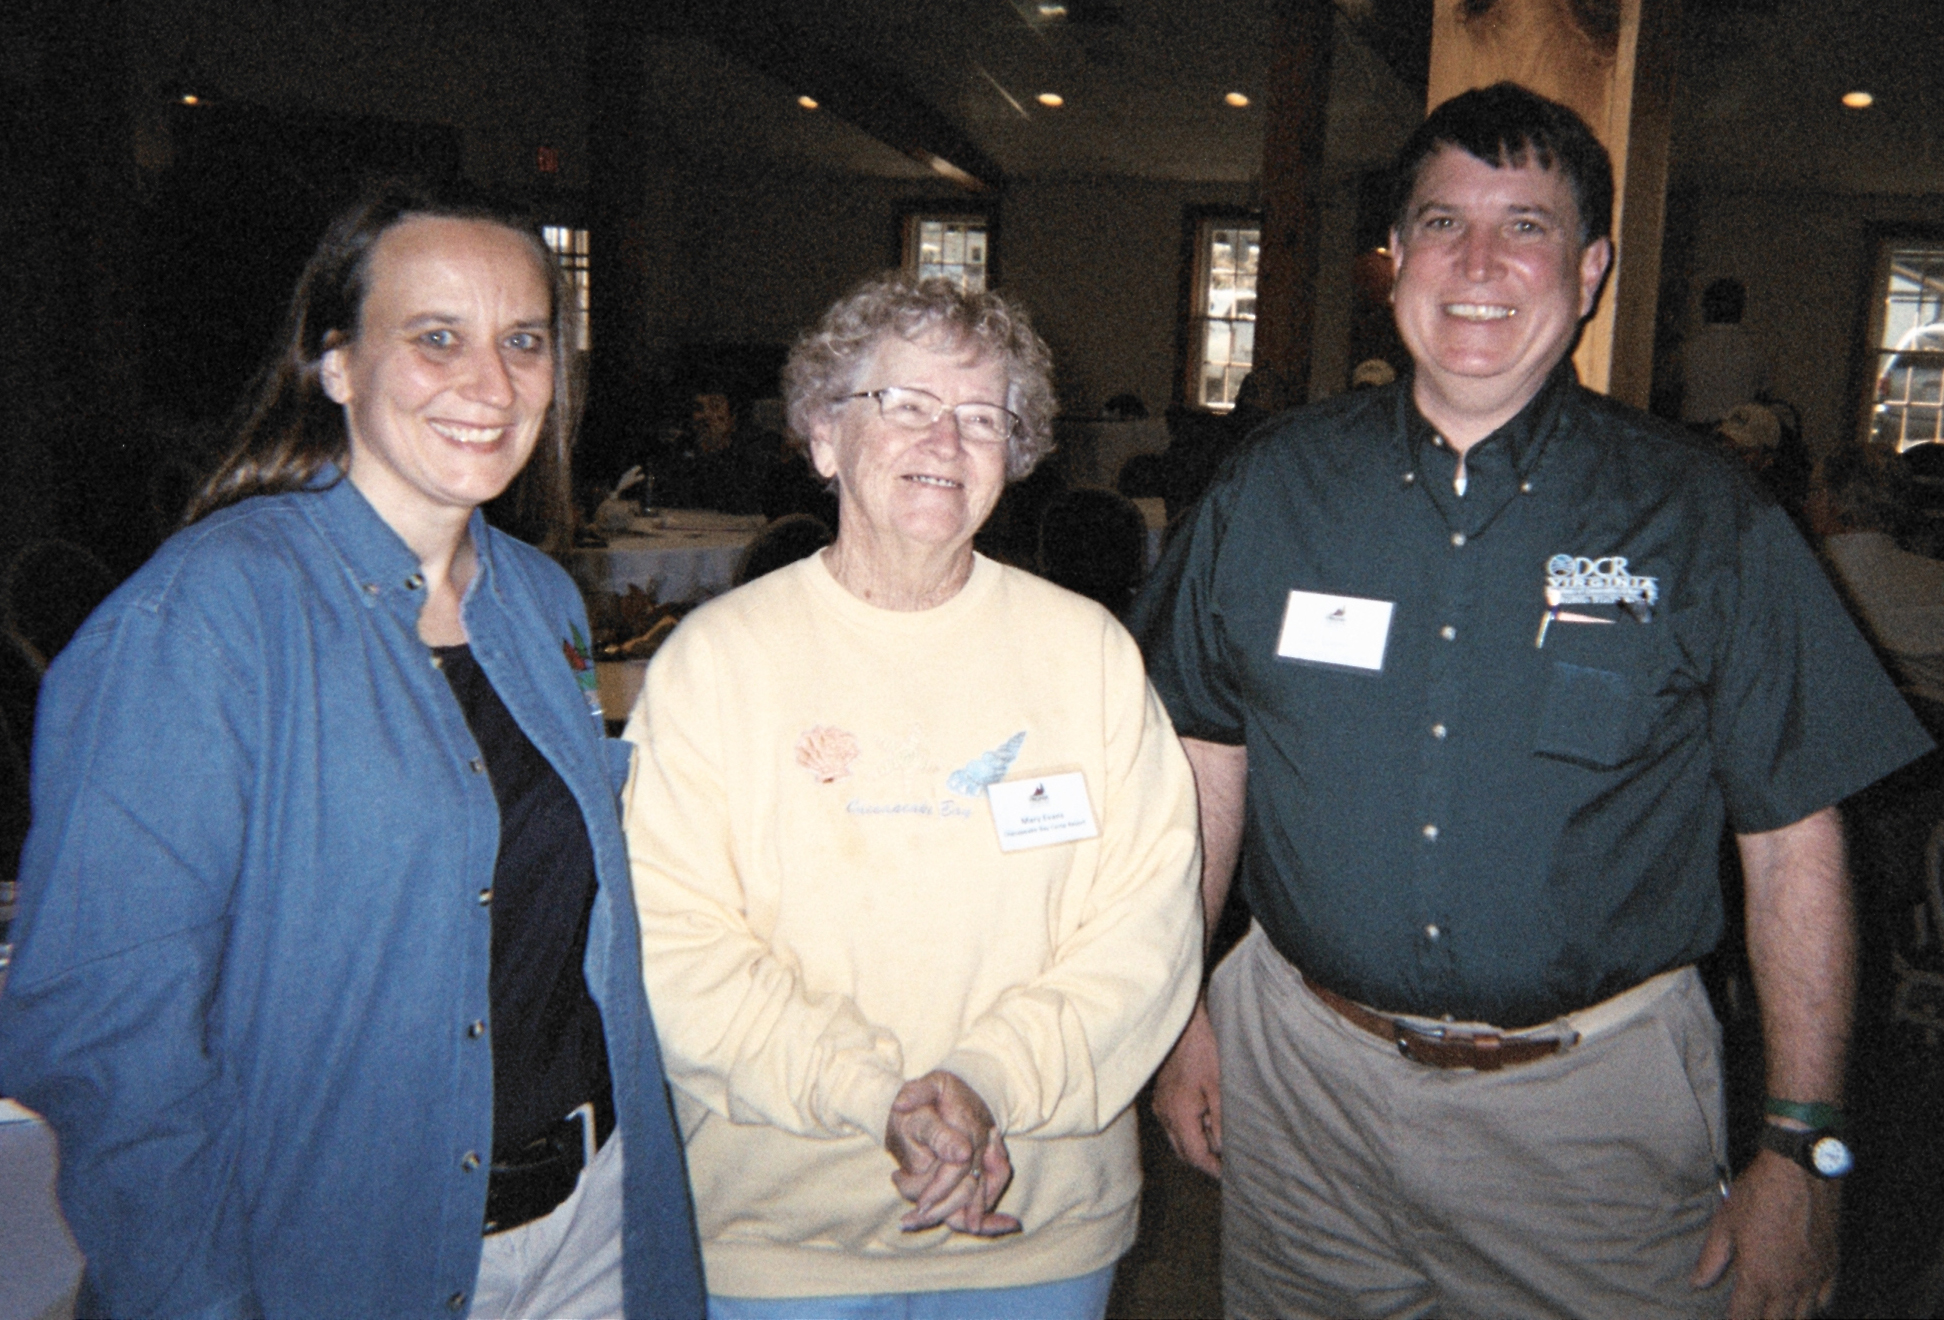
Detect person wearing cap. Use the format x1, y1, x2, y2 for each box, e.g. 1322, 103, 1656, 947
1350, 357, 1399, 391
1131, 82, 1929, 1318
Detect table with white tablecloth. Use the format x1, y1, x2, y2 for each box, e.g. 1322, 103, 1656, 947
565, 511, 764, 603
0, 1099, 83, 1320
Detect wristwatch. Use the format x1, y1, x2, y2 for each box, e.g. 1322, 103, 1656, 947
1759, 1121, 1854, 1179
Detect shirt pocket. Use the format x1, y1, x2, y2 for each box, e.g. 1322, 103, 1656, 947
1532, 620, 1668, 770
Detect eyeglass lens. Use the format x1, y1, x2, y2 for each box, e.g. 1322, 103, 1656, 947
872, 387, 1016, 442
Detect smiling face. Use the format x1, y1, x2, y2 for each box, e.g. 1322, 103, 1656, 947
320, 215, 555, 541
1390, 145, 1611, 448
808, 332, 1010, 573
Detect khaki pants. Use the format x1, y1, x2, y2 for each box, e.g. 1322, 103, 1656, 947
1211, 925, 1732, 1320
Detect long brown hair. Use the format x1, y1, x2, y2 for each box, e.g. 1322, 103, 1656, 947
186, 179, 579, 544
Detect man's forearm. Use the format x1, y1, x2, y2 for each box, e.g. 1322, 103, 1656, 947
1181, 737, 1248, 956
1736, 805, 1853, 1105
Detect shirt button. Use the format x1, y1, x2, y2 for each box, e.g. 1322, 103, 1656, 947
1450, 532, 1466, 547
429, 654, 444, 670
469, 757, 487, 774
467, 1020, 485, 1039
405, 573, 425, 590
1431, 723, 1448, 739
461, 1151, 481, 1172
477, 888, 493, 906
1426, 923, 1442, 940
1520, 480, 1534, 494
1422, 823, 1439, 841
362, 583, 380, 596
1402, 471, 1417, 486
447, 1292, 468, 1312
1440, 625, 1457, 641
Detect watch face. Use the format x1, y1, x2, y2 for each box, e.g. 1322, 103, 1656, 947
1811, 1136, 1854, 1178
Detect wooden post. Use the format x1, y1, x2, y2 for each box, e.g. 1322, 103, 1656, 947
1254, 0, 1336, 409
582, 0, 658, 482
1424, 0, 1680, 406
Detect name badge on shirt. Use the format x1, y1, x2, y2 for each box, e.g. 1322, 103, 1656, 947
1275, 590, 1395, 673
987, 773, 1100, 852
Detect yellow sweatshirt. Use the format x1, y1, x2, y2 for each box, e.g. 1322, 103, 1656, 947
624, 552, 1201, 1298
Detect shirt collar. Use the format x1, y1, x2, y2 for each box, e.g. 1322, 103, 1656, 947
305, 466, 499, 607
1400, 356, 1579, 479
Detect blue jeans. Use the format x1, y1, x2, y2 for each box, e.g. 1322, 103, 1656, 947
706, 1263, 1116, 1320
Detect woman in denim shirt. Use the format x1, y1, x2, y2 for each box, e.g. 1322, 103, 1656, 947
0, 183, 703, 1319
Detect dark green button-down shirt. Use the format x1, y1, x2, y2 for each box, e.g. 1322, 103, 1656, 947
1132, 364, 1929, 1026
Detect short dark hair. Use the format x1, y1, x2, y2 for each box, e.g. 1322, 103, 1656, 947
1701, 278, 1746, 324
1391, 82, 1614, 247
188, 179, 578, 545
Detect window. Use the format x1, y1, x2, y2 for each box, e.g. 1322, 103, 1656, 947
543, 225, 590, 353
904, 214, 989, 292
1862, 238, 1944, 449
1189, 219, 1260, 411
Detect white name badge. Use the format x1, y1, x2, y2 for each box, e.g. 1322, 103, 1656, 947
1275, 590, 1395, 672
986, 772, 1100, 853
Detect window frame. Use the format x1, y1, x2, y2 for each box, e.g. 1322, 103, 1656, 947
1855, 225, 1944, 450
1179, 207, 1263, 412
542, 222, 591, 355
898, 203, 999, 292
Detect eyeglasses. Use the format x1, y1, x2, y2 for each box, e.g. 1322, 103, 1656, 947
842, 386, 1021, 446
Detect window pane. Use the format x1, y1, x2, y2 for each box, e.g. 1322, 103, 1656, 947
1869, 243, 1944, 448
1195, 220, 1262, 411
1205, 320, 1232, 364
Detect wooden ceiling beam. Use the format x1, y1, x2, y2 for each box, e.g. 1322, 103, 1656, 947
662, 1, 1007, 192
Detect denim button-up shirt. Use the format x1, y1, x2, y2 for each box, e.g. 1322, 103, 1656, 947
0, 475, 703, 1319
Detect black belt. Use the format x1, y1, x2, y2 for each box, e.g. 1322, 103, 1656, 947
483, 1093, 616, 1235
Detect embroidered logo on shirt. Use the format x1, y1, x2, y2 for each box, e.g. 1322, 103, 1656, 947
563, 624, 605, 720
946, 731, 1026, 798
1545, 554, 1658, 622
796, 725, 861, 783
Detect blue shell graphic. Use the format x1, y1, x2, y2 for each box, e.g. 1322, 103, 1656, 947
946, 731, 1026, 798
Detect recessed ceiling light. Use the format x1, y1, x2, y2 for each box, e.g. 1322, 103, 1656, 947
1842, 90, 1874, 109
181, 93, 201, 105
1224, 92, 1251, 108
1037, 92, 1064, 108
797, 95, 819, 111
1037, 4, 1068, 18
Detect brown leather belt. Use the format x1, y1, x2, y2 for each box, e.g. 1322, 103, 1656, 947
1307, 981, 1573, 1071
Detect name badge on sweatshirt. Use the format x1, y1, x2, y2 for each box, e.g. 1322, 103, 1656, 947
987, 773, 1099, 852
1275, 590, 1394, 672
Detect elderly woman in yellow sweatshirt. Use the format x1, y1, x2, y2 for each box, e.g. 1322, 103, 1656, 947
623, 272, 1202, 1320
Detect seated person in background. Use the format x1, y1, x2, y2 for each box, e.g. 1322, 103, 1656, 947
1809, 444, 1944, 708
1037, 487, 1148, 618
655, 388, 770, 514
625, 271, 1202, 1320
732, 510, 832, 587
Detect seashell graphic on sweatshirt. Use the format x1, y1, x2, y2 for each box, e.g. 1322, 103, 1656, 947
795, 725, 862, 783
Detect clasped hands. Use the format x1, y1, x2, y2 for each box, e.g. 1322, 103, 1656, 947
884, 1070, 1020, 1237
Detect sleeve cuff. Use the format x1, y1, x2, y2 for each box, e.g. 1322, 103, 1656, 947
936, 1049, 1015, 1133
831, 1065, 906, 1144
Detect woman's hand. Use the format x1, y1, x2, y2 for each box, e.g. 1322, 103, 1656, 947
884, 1071, 1021, 1237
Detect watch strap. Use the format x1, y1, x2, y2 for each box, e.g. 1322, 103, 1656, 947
1763, 1097, 1845, 1131
1760, 1121, 1853, 1178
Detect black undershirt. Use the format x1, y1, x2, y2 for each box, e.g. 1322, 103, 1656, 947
434, 644, 613, 1160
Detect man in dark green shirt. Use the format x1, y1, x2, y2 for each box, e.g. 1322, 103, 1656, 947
1132, 83, 1929, 1319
